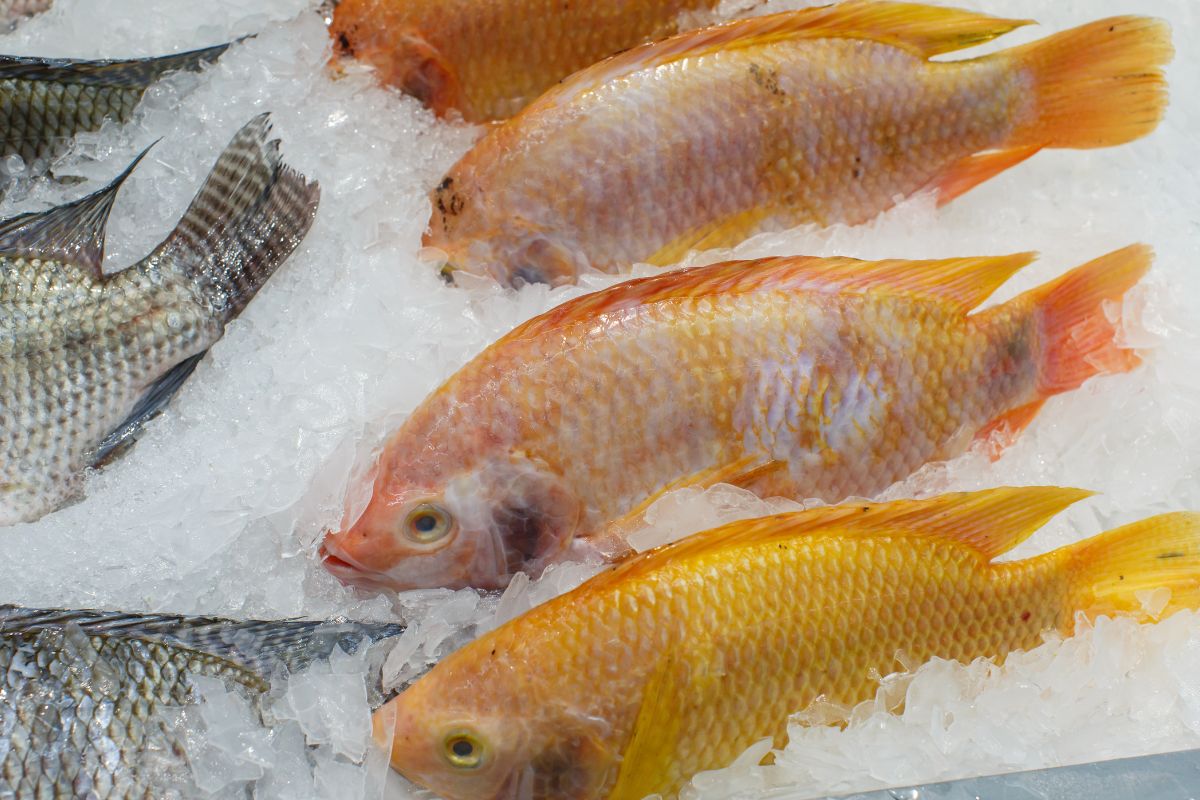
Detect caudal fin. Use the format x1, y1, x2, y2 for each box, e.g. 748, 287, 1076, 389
1068, 512, 1200, 622
151, 113, 320, 321
1027, 244, 1151, 396
1008, 16, 1172, 150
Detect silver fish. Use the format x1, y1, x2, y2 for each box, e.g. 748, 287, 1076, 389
0, 42, 233, 170
0, 114, 320, 525
0, 605, 404, 798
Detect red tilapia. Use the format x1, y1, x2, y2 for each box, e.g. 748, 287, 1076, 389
323, 246, 1151, 591
330, 0, 732, 122
424, 3, 1171, 286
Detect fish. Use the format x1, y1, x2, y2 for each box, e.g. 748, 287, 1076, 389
328, 0, 737, 123
372, 486, 1200, 800
0, 113, 320, 525
322, 245, 1151, 591
0, 0, 50, 30
0, 605, 403, 798
423, 2, 1172, 287
0, 41, 232, 170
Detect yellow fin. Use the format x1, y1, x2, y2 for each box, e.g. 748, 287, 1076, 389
500, 252, 1037, 345
1068, 512, 1200, 622
586, 487, 1093, 592
606, 654, 683, 800
646, 207, 780, 267
523, 2, 1031, 118
595, 458, 790, 546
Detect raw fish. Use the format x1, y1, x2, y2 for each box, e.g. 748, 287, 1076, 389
0, 114, 319, 525
329, 0, 733, 122
0, 42, 232, 169
323, 247, 1149, 591
424, 3, 1171, 286
0, 605, 402, 798
374, 487, 1200, 800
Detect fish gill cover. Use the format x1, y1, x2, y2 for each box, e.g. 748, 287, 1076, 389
0, 0, 1195, 798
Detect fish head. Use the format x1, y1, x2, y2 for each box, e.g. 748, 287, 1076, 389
375, 662, 618, 800
323, 457, 582, 590
426, 191, 587, 288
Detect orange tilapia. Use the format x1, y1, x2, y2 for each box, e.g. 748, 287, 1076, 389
373, 487, 1200, 800
329, 0, 732, 122
322, 246, 1150, 591
424, 3, 1171, 287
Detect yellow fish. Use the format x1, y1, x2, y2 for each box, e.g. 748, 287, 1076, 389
373, 486, 1200, 799
322, 246, 1150, 592
424, 2, 1171, 286
329, 0, 732, 122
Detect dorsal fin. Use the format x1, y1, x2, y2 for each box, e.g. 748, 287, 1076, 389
0, 41, 233, 88
498, 253, 1036, 345
523, 2, 1031, 116
0, 143, 151, 278
585, 487, 1092, 591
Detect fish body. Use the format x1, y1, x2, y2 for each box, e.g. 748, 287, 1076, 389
323, 246, 1149, 591
330, 0, 730, 122
0, 606, 403, 798
424, 3, 1171, 287
0, 114, 319, 525
375, 487, 1200, 800
0, 42, 231, 168
0, 0, 50, 29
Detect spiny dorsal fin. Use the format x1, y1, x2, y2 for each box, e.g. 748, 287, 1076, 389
586, 487, 1093, 592
499, 253, 1036, 345
523, 2, 1031, 116
0, 143, 152, 278
0, 41, 233, 88
0, 605, 405, 682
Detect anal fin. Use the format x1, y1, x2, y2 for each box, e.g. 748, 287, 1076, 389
87, 351, 206, 468
932, 146, 1042, 207
974, 399, 1047, 461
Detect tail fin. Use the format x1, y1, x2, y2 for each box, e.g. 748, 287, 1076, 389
151, 113, 320, 320
1068, 512, 1200, 622
1007, 16, 1172, 149
1025, 244, 1151, 396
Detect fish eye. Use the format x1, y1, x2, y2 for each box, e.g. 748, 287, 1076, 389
443, 731, 485, 769
403, 503, 454, 544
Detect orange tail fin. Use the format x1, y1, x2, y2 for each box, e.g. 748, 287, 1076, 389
1067, 512, 1200, 623
1008, 16, 1172, 149
1027, 244, 1151, 396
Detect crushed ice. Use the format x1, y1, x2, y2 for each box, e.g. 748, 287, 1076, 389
0, 0, 1196, 798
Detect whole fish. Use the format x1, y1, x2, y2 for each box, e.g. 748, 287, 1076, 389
0, 605, 403, 798
0, 114, 319, 525
329, 0, 735, 123
322, 246, 1150, 591
373, 487, 1200, 800
424, 3, 1172, 287
0, 42, 231, 169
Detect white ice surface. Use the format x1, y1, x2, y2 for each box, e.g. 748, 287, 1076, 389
0, 0, 1197, 798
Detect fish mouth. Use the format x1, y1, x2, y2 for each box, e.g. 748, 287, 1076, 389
319, 541, 396, 590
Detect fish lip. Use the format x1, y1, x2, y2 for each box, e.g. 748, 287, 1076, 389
319, 540, 396, 590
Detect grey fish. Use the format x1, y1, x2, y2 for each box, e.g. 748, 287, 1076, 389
0, 605, 404, 798
0, 114, 320, 525
0, 41, 231, 169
